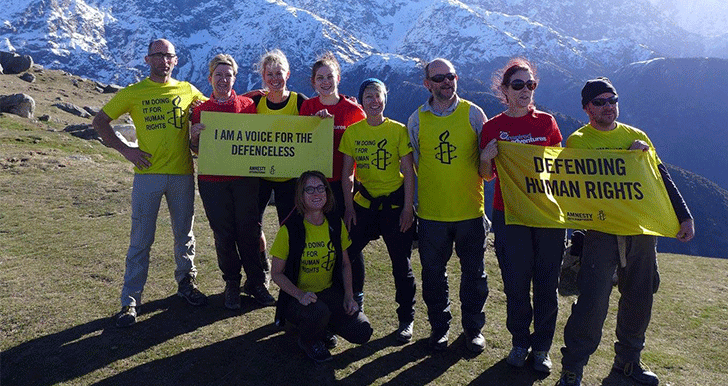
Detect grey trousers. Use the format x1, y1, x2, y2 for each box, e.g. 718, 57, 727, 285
560, 231, 658, 375
121, 174, 196, 307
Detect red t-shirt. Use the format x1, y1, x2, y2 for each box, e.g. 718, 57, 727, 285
191, 91, 256, 182
480, 110, 562, 211
299, 96, 365, 181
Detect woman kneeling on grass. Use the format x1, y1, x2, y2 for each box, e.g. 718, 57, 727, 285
271, 170, 372, 362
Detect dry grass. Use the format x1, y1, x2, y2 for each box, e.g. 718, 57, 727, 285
2, 70, 728, 385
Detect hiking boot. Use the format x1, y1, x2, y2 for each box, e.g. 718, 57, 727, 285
224, 280, 241, 310
429, 328, 449, 351
115, 305, 136, 328
464, 330, 485, 353
533, 350, 553, 373
612, 361, 659, 385
324, 330, 338, 349
177, 276, 208, 306
555, 370, 582, 386
396, 321, 414, 343
243, 284, 275, 306
506, 346, 530, 367
298, 338, 332, 363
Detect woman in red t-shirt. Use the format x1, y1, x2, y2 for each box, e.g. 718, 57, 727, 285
479, 58, 566, 374
299, 52, 366, 220
190, 54, 275, 311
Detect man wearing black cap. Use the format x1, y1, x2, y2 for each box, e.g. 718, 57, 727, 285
555, 78, 695, 386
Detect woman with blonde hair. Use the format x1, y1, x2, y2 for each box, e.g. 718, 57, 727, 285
190, 54, 274, 310
247, 49, 309, 295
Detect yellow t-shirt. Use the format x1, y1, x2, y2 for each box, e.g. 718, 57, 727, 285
567, 122, 662, 164
270, 218, 352, 293
416, 101, 484, 221
339, 118, 412, 209
256, 92, 301, 182
102, 78, 205, 175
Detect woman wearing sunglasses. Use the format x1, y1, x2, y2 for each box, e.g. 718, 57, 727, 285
270, 170, 372, 362
479, 58, 566, 374
339, 78, 417, 342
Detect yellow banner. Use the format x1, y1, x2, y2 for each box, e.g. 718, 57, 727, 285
197, 112, 333, 178
495, 141, 679, 237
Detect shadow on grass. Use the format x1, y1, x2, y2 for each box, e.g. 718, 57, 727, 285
467, 357, 549, 386
1, 293, 261, 386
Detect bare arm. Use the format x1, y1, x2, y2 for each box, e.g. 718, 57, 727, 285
271, 256, 317, 305
479, 138, 497, 181
189, 123, 205, 153
93, 111, 152, 169
399, 153, 415, 232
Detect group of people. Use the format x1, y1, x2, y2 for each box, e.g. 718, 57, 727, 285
93, 38, 695, 386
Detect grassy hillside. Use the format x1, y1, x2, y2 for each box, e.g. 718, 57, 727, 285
2, 69, 727, 385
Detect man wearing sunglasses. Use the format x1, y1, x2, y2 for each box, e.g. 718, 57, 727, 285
93, 39, 208, 328
406, 58, 489, 353
555, 77, 695, 386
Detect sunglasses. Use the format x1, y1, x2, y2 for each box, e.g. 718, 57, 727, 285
509, 79, 537, 91
428, 73, 457, 83
304, 185, 327, 194
590, 96, 618, 106
148, 53, 177, 60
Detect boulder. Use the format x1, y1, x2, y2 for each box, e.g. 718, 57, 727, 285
0, 93, 35, 118
52, 102, 92, 118
63, 124, 98, 140
19, 72, 35, 83
103, 84, 123, 94
83, 106, 100, 116
0, 51, 33, 74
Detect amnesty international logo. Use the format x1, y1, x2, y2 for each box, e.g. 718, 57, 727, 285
321, 239, 337, 271
435, 130, 457, 164
371, 139, 392, 171
167, 95, 185, 129
598, 210, 606, 221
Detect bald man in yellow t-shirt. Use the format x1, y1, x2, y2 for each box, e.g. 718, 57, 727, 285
93, 39, 207, 328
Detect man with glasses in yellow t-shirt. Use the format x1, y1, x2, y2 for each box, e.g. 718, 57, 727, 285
93, 39, 207, 327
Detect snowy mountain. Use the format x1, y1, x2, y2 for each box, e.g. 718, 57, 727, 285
2, 0, 674, 89
1, 0, 726, 185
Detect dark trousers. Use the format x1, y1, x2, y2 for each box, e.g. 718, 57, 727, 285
492, 209, 565, 351
198, 178, 264, 286
418, 216, 489, 333
257, 178, 297, 225
329, 180, 346, 220
257, 178, 297, 284
348, 203, 416, 323
284, 286, 373, 345
560, 231, 658, 375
